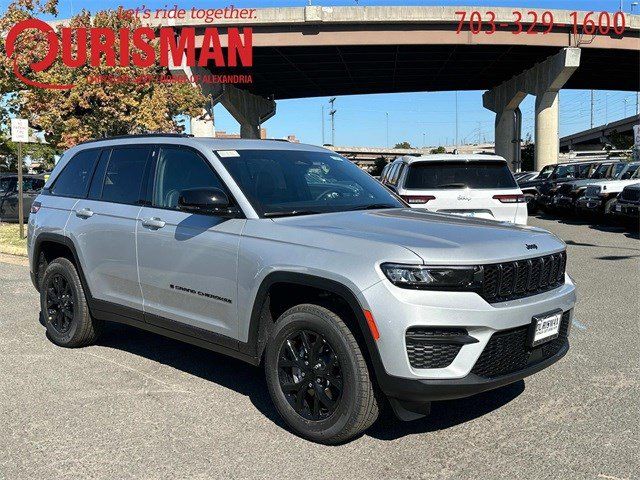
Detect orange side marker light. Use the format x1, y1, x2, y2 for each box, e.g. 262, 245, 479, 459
363, 310, 380, 341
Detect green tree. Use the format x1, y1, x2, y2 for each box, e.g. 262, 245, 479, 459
1, 2, 206, 149
430, 146, 446, 154
370, 157, 388, 176
394, 141, 412, 149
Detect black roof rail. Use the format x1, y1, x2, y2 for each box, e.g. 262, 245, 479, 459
77, 133, 194, 145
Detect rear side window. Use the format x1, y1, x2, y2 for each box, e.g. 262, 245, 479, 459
404, 161, 517, 190
51, 149, 101, 198
99, 147, 150, 205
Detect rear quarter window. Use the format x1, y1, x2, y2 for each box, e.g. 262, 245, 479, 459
404, 161, 517, 190
50, 149, 101, 198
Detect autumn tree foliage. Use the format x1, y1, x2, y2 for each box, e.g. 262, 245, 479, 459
1, 1, 207, 149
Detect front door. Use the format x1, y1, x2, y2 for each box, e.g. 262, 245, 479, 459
136, 145, 244, 340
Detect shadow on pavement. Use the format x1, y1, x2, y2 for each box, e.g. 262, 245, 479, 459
96, 322, 525, 442
366, 381, 524, 441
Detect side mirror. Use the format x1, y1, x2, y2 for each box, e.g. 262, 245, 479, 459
178, 188, 238, 217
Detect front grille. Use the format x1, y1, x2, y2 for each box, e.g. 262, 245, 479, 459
405, 328, 466, 369
471, 311, 570, 378
585, 185, 601, 198
480, 252, 566, 303
620, 187, 640, 203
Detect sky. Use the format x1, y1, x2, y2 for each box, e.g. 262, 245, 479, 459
4, 0, 639, 148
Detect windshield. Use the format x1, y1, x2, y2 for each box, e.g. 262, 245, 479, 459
590, 163, 613, 179
553, 165, 575, 179
217, 149, 404, 217
403, 160, 517, 190
537, 165, 554, 180
620, 164, 639, 180
0, 177, 15, 194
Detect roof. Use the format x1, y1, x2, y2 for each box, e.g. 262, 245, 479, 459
397, 154, 507, 164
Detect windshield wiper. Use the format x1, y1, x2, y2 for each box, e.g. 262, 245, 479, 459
264, 210, 322, 218
349, 203, 399, 211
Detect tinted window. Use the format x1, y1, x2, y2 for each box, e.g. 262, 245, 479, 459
218, 149, 402, 216
153, 147, 225, 209
404, 161, 517, 189
51, 149, 100, 198
621, 164, 639, 180
23, 177, 45, 192
553, 165, 575, 179
577, 164, 593, 178
0, 177, 15, 194
612, 163, 625, 178
100, 147, 149, 205
537, 165, 555, 180
590, 163, 611, 179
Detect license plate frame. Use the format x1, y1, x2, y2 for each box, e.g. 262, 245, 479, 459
528, 309, 563, 347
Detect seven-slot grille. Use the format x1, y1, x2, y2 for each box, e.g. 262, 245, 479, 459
471, 311, 571, 378
620, 187, 640, 203
480, 252, 566, 303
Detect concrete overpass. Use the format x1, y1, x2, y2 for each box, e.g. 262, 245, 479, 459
163, 6, 640, 169
559, 115, 640, 151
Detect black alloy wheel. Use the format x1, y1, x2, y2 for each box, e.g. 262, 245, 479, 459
277, 330, 343, 421
45, 273, 75, 335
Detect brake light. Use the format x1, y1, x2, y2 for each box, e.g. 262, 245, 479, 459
493, 194, 525, 203
401, 195, 435, 205
30, 201, 41, 214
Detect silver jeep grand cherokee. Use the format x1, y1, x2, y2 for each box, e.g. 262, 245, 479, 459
28, 135, 576, 444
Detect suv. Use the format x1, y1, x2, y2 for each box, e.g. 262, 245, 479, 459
0, 174, 45, 221
576, 162, 640, 216
28, 135, 576, 444
380, 154, 527, 224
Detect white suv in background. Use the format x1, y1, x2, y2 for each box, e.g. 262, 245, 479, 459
381, 154, 527, 225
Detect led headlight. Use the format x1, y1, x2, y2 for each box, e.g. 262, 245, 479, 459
381, 263, 482, 290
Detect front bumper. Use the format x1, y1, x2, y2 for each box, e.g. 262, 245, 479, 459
576, 196, 603, 212
359, 275, 576, 402
553, 195, 576, 209
612, 201, 640, 218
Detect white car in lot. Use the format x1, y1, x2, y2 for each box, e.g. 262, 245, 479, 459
381, 154, 527, 224
577, 161, 640, 215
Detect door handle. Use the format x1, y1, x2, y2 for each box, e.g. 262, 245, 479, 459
141, 217, 166, 229
76, 207, 93, 218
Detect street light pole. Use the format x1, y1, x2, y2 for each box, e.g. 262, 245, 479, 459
455, 91, 459, 147
329, 97, 336, 146
385, 112, 389, 148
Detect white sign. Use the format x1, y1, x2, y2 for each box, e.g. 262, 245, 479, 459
10, 118, 29, 143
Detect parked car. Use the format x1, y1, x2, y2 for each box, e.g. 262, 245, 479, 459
28, 135, 575, 444
551, 161, 630, 213
576, 163, 640, 216
0, 174, 46, 222
514, 171, 539, 183
611, 183, 640, 224
380, 154, 527, 224
518, 160, 601, 213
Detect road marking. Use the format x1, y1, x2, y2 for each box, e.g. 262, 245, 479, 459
572, 318, 587, 330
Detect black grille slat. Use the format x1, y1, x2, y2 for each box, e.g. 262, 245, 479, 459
471, 311, 571, 378
479, 252, 566, 303
620, 188, 640, 202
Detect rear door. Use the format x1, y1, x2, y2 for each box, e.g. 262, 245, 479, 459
398, 160, 522, 223
65, 145, 151, 311
136, 145, 244, 340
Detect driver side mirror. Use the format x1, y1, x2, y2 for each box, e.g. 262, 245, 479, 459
178, 188, 239, 217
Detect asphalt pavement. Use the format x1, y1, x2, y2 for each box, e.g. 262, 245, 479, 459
0, 216, 638, 480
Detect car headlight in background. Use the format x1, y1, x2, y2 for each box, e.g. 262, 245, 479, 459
381, 263, 481, 290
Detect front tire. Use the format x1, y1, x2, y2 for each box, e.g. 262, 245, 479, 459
264, 304, 379, 444
40, 257, 102, 347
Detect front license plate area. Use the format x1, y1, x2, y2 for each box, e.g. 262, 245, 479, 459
528, 310, 562, 347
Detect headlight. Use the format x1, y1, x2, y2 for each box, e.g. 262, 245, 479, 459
381, 263, 482, 290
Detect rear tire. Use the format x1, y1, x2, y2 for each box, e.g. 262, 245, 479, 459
264, 304, 379, 444
40, 257, 102, 348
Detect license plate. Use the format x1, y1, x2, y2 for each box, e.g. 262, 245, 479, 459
529, 311, 562, 347
615, 204, 622, 212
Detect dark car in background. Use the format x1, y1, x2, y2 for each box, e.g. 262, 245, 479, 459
612, 183, 640, 224
551, 161, 628, 213
0, 174, 46, 222
519, 160, 602, 213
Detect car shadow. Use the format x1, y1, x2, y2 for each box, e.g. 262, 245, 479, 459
366, 381, 525, 441
94, 322, 525, 442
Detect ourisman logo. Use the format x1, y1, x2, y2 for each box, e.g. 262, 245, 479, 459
5, 18, 253, 90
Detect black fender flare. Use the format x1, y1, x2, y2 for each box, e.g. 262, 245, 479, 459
242, 271, 388, 386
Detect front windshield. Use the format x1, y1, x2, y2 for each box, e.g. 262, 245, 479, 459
590, 163, 611, 179
620, 164, 639, 180
0, 177, 14, 194
554, 165, 574, 178
217, 149, 404, 216
538, 165, 554, 179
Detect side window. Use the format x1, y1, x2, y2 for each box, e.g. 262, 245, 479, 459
577, 164, 592, 178
153, 147, 225, 210
100, 147, 150, 205
395, 164, 406, 186
23, 178, 45, 192
51, 149, 101, 198
389, 163, 402, 186
386, 164, 398, 185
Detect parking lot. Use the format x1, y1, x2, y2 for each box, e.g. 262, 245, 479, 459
0, 216, 638, 480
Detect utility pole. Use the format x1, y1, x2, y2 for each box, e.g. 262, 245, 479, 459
321, 105, 325, 145
605, 93, 609, 124
455, 91, 459, 147
385, 112, 389, 148
590, 90, 594, 128
636, 91, 639, 115
329, 97, 336, 146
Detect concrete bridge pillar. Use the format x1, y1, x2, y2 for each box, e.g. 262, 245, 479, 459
534, 91, 560, 170
483, 48, 580, 171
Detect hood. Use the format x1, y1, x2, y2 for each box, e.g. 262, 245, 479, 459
273, 208, 565, 265
586, 179, 640, 192
564, 178, 601, 189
